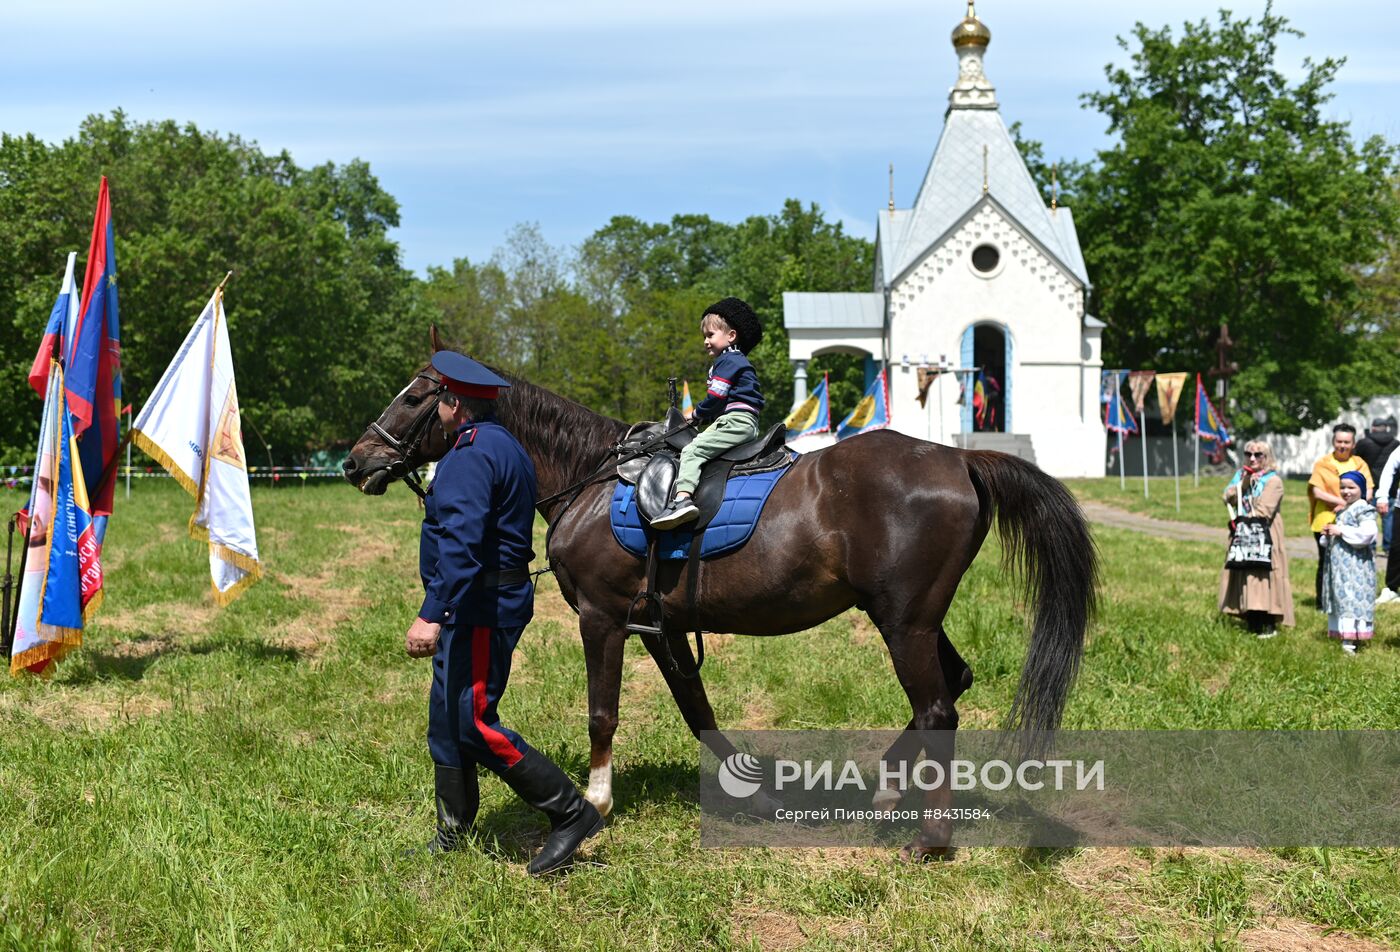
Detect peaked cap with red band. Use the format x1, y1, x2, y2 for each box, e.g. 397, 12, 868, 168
432, 350, 512, 399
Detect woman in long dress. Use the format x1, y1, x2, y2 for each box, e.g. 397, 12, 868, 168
1219, 440, 1295, 637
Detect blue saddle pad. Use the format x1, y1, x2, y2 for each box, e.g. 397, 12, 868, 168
609, 464, 791, 560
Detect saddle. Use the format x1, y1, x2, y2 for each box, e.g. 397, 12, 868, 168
613, 406, 792, 680
616, 407, 790, 524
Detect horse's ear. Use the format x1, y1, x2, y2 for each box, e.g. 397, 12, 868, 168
430, 325, 445, 354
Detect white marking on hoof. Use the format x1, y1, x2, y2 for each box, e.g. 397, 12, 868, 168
586, 759, 614, 817
872, 787, 902, 810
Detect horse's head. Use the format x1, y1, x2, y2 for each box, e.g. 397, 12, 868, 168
343, 327, 455, 495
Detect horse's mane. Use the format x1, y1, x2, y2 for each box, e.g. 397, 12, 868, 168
417, 356, 628, 497
495, 370, 630, 474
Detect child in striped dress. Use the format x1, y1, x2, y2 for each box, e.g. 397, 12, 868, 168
1320, 470, 1378, 654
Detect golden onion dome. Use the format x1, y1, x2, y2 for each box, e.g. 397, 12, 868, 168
951, 2, 991, 48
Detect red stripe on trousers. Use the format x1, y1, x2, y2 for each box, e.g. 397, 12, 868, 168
471, 624, 523, 767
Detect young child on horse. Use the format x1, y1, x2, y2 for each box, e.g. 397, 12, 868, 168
650, 297, 766, 529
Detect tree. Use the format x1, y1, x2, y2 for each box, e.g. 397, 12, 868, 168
1070, 6, 1399, 432
1008, 121, 1090, 211
424, 203, 876, 427
0, 112, 425, 464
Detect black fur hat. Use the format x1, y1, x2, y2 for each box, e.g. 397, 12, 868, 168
704, 297, 763, 354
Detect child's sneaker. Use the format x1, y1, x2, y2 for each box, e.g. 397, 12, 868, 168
1377, 588, 1399, 605
1341, 640, 1358, 655
650, 497, 700, 530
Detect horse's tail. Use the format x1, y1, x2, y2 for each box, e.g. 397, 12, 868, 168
963, 451, 1099, 738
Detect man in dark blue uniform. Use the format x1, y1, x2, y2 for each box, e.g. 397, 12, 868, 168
405, 350, 603, 874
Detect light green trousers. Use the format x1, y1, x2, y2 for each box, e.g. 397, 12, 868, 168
675, 412, 761, 495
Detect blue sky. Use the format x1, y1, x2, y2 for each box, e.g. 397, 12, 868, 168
3, 1, 1396, 275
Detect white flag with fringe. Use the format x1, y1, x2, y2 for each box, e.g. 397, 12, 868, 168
131, 280, 261, 604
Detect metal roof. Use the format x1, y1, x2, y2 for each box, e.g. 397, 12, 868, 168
782, 292, 885, 329
885, 108, 1089, 287
1050, 206, 1088, 286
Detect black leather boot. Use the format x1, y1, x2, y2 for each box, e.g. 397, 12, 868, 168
428, 763, 478, 853
500, 748, 605, 875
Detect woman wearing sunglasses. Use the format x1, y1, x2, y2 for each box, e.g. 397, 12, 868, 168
1219, 441, 1295, 637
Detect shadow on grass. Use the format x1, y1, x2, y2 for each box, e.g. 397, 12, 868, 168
444, 758, 698, 868
62, 637, 304, 685
612, 758, 700, 807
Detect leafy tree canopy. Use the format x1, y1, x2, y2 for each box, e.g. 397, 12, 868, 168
424, 201, 874, 427
1065, 5, 1398, 432
0, 111, 425, 465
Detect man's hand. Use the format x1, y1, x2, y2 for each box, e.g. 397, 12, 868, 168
1333, 502, 1349, 514
1378, 500, 1390, 515
406, 617, 442, 658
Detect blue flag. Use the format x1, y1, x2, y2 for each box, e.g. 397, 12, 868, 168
11, 363, 102, 676
785, 373, 830, 439
836, 369, 890, 440
1194, 373, 1230, 444
1103, 370, 1138, 435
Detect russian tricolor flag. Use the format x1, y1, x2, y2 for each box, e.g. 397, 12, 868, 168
27, 253, 80, 396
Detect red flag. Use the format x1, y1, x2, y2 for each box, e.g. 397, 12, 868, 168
67, 178, 123, 520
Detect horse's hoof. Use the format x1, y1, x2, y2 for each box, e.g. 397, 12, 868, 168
585, 790, 613, 818
899, 842, 951, 863
871, 788, 902, 809
748, 790, 784, 819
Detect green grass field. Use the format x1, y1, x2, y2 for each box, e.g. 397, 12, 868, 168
1062, 476, 1322, 538
1, 479, 1398, 951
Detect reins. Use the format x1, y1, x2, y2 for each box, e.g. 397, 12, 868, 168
368, 372, 446, 500
534, 417, 697, 511
534, 417, 698, 581
372, 387, 694, 588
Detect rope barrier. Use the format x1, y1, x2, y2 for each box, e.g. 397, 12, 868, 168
2, 467, 347, 489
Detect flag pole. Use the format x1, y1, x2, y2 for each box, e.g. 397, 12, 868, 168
1172, 417, 1181, 512
1, 514, 17, 661
1118, 427, 1126, 490
95, 431, 133, 506
3, 515, 29, 665
124, 405, 132, 499
1194, 430, 1200, 488
216, 270, 234, 294
1140, 413, 1149, 499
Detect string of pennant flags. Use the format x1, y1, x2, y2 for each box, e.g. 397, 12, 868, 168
1100, 369, 1232, 508
1100, 370, 1230, 444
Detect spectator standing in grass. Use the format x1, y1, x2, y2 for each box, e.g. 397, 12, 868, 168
1376, 444, 1400, 605
1307, 424, 1373, 608
1320, 471, 1378, 654
1355, 416, 1397, 551
1219, 441, 1294, 637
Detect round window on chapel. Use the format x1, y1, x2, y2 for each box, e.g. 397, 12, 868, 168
971, 244, 1000, 273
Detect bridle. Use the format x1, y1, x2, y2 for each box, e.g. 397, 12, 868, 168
367, 371, 447, 499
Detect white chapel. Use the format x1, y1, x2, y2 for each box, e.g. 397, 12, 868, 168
782, 3, 1106, 477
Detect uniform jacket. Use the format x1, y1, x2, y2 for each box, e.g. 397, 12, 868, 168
419, 418, 537, 628
695, 346, 765, 422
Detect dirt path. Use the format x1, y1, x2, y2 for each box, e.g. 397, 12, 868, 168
1079, 501, 1390, 567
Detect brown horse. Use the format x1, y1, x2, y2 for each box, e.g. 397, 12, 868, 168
344, 333, 1098, 859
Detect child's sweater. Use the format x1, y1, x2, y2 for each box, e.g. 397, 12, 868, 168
695, 346, 764, 421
